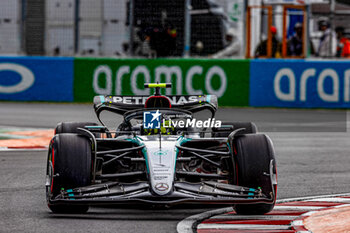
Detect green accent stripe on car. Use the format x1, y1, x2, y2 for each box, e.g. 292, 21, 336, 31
226, 142, 232, 153
99, 95, 105, 103
206, 95, 211, 103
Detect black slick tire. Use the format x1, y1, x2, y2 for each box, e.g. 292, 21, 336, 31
46, 133, 92, 213
232, 134, 277, 215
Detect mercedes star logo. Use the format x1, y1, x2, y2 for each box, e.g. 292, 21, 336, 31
155, 183, 169, 191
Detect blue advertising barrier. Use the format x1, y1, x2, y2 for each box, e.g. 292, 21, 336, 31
0, 57, 73, 101
250, 59, 350, 108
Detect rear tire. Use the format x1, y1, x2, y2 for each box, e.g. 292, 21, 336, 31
46, 133, 92, 213
232, 134, 277, 215
55, 122, 99, 135
212, 122, 257, 137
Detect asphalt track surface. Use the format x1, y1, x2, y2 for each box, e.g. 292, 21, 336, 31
1, 102, 350, 233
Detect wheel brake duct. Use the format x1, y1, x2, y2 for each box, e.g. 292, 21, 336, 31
269, 159, 277, 202
77, 128, 98, 183
227, 128, 246, 142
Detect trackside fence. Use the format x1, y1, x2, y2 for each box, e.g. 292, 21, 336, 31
1, 57, 350, 108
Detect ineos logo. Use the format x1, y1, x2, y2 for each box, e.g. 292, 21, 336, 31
155, 183, 169, 191
0, 63, 35, 94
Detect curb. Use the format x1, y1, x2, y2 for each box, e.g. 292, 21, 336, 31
0, 127, 53, 150
177, 193, 350, 233
176, 207, 233, 233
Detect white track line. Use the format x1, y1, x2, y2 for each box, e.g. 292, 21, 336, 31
197, 223, 291, 230
308, 197, 350, 203
334, 204, 350, 208
273, 206, 324, 211
291, 220, 304, 226
276, 193, 350, 203
209, 215, 297, 220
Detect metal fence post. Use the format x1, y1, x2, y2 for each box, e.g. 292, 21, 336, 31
243, 0, 248, 58
330, 0, 335, 57
128, 0, 134, 57
305, 4, 310, 58
21, 0, 26, 54
74, 0, 80, 54
183, 0, 191, 57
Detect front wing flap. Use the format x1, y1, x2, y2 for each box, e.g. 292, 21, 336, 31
48, 181, 274, 206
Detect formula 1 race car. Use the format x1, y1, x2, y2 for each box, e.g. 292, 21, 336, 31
46, 83, 277, 214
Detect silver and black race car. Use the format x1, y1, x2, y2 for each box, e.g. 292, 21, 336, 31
46, 83, 277, 214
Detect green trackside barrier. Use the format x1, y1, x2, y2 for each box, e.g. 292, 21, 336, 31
74, 58, 250, 106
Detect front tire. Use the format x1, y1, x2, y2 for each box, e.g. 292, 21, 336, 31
46, 133, 92, 213
232, 134, 277, 215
